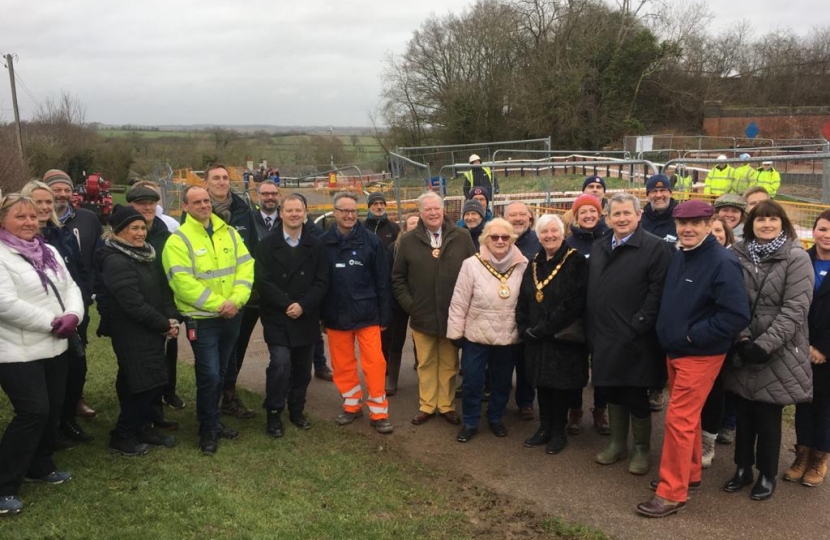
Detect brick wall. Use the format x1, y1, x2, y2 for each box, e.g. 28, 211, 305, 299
702, 102, 830, 140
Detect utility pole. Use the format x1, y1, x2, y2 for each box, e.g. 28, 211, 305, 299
329, 126, 334, 169
4, 54, 25, 160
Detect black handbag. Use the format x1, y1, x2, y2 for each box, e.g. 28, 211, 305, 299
18, 254, 86, 357
730, 270, 770, 368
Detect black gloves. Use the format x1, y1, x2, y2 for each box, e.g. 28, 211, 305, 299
450, 338, 466, 349
738, 341, 769, 365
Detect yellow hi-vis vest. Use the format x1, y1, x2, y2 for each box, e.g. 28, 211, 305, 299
162, 213, 254, 319
704, 165, 736, 196
756, 168, 781, 198
732, 164, 759, 194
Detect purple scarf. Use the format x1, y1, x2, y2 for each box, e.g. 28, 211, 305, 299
0, 229, 64, 291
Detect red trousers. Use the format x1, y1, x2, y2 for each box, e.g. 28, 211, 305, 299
327, 326, 389, 420
656, 353, 725, 502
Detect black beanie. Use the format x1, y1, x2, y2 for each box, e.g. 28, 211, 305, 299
109, 204, 146, 234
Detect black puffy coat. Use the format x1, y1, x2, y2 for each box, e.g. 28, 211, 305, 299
566, 222, 610, 257
516, 245, 589, 390
364, 214, 401, 249
96, 241, 178, 393
586, 225, 673, 388
255, 224, 329, 347
43, 223, 92, 304
809, 246, 830, 396
640, 199, 678, 243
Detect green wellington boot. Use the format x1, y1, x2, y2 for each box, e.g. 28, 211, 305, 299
596, 404, 629, 465
628, 414, 652, 475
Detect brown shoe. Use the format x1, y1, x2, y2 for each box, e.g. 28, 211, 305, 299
221, 391, 256, 419
441, 411, 461, 425
783, 444, 811, 482
76, 397, 97, 419
314, 367, 334, 382
636, 496, 686, 518
411, 411, 435, 425
566, 408, 583, 435
520, 407, 535, 421
802, 450, 829, 487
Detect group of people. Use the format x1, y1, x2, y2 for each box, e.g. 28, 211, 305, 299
704, 153, 782, 197
1, 159, 827, 522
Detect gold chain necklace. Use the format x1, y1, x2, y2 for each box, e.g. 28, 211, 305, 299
475, 253, 517, 299
532, 249, 575, 302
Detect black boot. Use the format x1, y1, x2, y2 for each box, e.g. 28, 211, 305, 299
546, 425, 567, 455
137, 425, 176, 448
266, 410, 285, 438
62, 418, 94, 443
750, 474, 776, 501
523, 419, 553, 447
724, 466, 755, 492
108, 433, 149, 457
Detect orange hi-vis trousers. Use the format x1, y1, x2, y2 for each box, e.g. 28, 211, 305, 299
656, 353, 726, 502
327, 326, 389, 421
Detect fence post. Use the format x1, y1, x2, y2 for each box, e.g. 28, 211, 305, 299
823, 140, 830, 204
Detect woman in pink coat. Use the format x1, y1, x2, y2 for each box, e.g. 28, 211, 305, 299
447, 218, 528, 443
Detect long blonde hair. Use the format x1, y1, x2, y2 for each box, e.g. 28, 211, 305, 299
20, 180, 61, 228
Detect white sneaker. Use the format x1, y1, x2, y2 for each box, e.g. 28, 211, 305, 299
702, 432, 717, 469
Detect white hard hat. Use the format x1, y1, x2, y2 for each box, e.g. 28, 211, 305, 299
469, 154, 481, 163
762, 160, 773, 165
717, 155, 728, 161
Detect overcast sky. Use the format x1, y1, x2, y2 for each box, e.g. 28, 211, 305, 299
1, 0, 828, 127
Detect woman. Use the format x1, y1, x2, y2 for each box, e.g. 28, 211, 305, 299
516, 214, 589, 454
20, 180, 94, 447
385, 213, 420, 394
95, 206, 180, 456
710, 216, 735, 248
784, 209, 830, 486
564, 194, 611, 436
723, 200, 813, 501
0, 194, 83, 515
447, 218, 528, 442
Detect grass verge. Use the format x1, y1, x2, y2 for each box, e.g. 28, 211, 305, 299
0, 312, 606, 540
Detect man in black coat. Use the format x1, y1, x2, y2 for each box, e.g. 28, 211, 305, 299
201, 164, 260, 420
640, 174, 679, 244
255, 194, 329, 437
363, 192, 400, 249
252, 180, 282, 240
587, 192, 673, 477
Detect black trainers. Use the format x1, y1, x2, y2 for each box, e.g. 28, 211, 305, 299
61, 419, 94, 443
162, 393, 186, 410
0, 495, 23, 515
217, 422, 239, 440
138, 426, 176, 448
266, 411, 285, 438
199, 431, 219, 455
289, 413, 312, 430
108, 434, 150, 457
25, 470, 72, 484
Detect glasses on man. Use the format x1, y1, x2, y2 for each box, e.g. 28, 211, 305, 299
489, 234, 510, 242
259, 192, 280, 198
334, 208, 357, 215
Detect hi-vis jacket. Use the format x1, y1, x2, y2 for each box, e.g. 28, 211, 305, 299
162, 213, 254, 319
704, 165, 736, 196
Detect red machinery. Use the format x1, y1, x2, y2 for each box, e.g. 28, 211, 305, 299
72, 172, 114, 224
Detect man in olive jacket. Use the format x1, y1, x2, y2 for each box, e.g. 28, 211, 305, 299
392, 192, 476, 426
587, 192, 673, 476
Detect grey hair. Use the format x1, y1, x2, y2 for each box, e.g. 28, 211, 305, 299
535, 213, 564, 235
332, 191, 358, 208
608, 192, 641, 214
256, 179, 280, 193
417, 191, 444, 210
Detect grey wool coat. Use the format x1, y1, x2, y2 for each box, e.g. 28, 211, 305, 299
723, 239, 814, 405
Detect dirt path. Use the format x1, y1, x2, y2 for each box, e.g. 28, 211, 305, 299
182, 325, 829, 540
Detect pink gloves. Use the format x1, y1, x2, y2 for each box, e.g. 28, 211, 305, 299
51, 314, 80, 339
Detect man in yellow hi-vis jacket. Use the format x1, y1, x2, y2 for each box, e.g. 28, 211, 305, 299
162, 185, 254, 455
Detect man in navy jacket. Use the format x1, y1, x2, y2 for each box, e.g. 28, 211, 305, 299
320, 192, 393, 434
638, 200, 749, 518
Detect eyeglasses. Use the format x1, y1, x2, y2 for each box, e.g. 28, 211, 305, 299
259, 192, 280, 198
489, 234, 511, 242
334, 208, 357, 215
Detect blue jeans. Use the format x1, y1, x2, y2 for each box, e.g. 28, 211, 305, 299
461, 342, 518, 428
188, 315, 243, 433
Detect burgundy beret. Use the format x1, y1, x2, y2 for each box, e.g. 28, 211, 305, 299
672, 200, 714, 220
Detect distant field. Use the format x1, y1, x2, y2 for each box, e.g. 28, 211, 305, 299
97, 130, 197, 138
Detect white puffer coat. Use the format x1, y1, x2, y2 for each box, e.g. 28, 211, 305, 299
0, 241, 84, 363
447, 245, 528, 346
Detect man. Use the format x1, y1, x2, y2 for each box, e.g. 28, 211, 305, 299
732, 153, 758, 194
713, 193, 748, 240
743, 186, 771, 213
363, 192, 400, 249
587, 193, 673, 476
393, 192, 476, 426
201, 164, 259, 420
505, 202, 539, 420
640, 174, 678, 244
756, 161, 781, 198
320, 192, 393, 434
255, 194, 329, 438
670, 164, 693, 192
704, 155, 736, 196
44, 169, 101, 444
637, 200, 749, 518
561, 176, 608, 234
252, 180, 282, 239
462, 154, 499, 198
126, 183, 185, 420
162, 186, 254, 454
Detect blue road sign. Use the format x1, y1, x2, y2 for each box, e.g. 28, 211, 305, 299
745, 121, 759, 140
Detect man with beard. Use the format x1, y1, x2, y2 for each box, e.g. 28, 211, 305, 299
44, 169, 101, 444
363, 192, 400, 249
252, 180, 282, 239
641, 175, 678, 244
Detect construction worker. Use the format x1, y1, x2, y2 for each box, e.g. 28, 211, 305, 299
320, 192, 393, 434
162, 186, 254, 454
732, 153, 758, 194
670, 164, 693, 192
704, 155, 736, 196
462, 154, 499, 198
756, 161, 781, 197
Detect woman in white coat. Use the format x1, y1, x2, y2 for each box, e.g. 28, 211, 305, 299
447, 218, 528, 443
0, 194, 84, 516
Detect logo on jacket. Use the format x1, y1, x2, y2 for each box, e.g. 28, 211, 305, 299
348, 260, 364, 266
